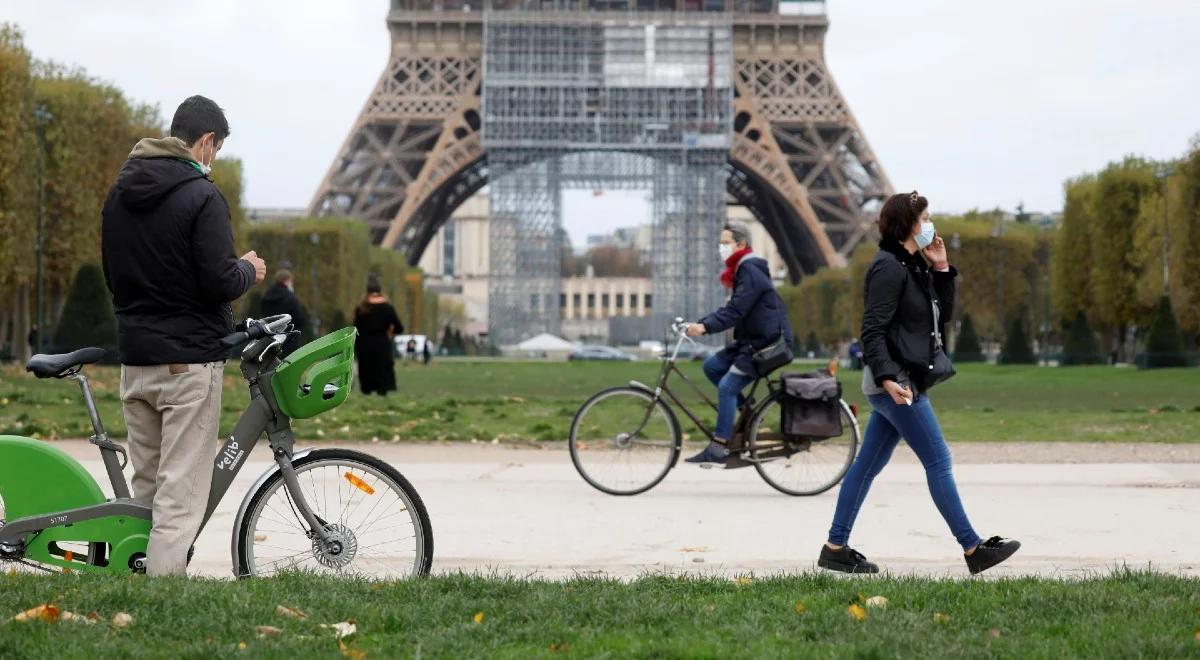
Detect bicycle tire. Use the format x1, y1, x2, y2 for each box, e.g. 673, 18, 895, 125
235, 448, 433, 578
748, 394, 859, 496
568, 386, 681, 496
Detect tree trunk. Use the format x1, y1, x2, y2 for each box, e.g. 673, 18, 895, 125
15, 284, 31, 363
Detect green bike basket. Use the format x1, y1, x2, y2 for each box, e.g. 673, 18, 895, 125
271, 326, 357, 419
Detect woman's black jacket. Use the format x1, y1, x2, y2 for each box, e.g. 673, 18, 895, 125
861, 237, 957, 393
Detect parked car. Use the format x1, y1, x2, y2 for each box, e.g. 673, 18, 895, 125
671, 344, 716, 361
568, 345, 638, 361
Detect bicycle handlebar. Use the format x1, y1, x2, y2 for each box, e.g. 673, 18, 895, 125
220, 315, 292, 347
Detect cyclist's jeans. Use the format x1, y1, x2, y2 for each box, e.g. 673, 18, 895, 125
120, 362, 224, 576
702, 352, 754, 442
827, 392, 982, 551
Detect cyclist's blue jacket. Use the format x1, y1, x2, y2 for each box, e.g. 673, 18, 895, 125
698, 254, 795, 378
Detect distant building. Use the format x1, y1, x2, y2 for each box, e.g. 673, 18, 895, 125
247, 207, 306, 224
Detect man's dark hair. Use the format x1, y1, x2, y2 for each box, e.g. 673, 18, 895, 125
169, 95, 230, 146
878, 191, 929, 243
274, 269, 293, 286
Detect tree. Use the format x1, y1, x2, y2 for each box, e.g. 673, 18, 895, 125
210, 158, 248, 249
51, 263, 117, 361
999, 315, 1036, 365
953, 313, 984, 363
1061, 310, 1104, 366
1141, 295, 1187, 368
804, 331, 820, 356
0, 24, 38, 361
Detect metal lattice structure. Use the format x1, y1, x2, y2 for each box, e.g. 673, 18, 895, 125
481, 12, 730, 344
309, 1, 893, 337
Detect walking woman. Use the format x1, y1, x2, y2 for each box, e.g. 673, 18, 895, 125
353, 277, 404, 396
818, 191, 1020, 575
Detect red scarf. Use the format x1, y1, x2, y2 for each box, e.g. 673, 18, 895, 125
720, 247, 753, 289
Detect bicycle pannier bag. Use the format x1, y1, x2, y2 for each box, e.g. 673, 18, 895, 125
780, 371, 843, 439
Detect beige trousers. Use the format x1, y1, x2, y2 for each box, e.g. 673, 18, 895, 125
120, 362, 224, 576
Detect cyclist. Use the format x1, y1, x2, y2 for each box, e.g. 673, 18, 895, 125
101, 96, 265, 576
683, 221, 794, 465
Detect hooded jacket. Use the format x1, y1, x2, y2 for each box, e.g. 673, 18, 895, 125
101, 137, 255, 365
698, 254, 795, 378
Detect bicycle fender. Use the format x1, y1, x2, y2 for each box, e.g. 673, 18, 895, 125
0, 435, 106, 520
229, 446, 315, 576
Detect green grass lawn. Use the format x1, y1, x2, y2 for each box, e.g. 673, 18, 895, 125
2, 360, 1198, 443
0, 571, 1196, 658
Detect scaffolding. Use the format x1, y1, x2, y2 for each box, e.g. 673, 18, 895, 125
483, 10, 732, 345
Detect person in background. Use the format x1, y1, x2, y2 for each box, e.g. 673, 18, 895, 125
406, 338, 417, 362
848, 338, 863, 370
27, 325, 38, 355
422, 339, 432, 366
353, 277, 403, 395
259, 269, 308, 357
818, 191, 1019, 576
682, 221, 795, 465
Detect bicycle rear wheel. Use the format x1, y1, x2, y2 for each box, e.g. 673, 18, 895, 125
747, 394, 859, 496
569, 387, 680, 496
236, 449, 432, 578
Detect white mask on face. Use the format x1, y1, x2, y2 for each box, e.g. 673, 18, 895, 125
719, 243, 733, 261
196, 138, 213, 176
915, 221, 936, 249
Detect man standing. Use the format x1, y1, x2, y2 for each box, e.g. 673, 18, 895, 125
259, 269, 309, 357
101, 96, 265, 576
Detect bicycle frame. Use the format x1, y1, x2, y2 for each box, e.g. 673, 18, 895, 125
628, 333, 778, 450
0, 335, 335, 573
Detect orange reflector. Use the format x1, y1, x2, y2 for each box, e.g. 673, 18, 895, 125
344, 472, 375, 495
63, 550, 74, 563
849, 404, 859, 418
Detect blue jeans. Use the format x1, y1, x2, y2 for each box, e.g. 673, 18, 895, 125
827, 392, 982, 551
702, 352, 754, 442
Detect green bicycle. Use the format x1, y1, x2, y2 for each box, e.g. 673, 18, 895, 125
0, 314, 433, 578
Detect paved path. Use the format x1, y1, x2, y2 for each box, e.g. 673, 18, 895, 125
34, 441, 1200, 579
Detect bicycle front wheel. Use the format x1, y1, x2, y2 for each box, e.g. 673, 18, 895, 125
569, 387, 681, 496
748, 395, 859, 496
236, 449, 433, 578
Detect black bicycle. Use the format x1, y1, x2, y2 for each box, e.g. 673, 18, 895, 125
569, 318, 860, 496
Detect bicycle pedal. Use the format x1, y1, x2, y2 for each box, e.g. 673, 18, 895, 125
724, 455, 754, 470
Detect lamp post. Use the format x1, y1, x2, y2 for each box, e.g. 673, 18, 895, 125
309, 231, 321, 337
1155, 164, 1174, 296
32, 105, 53, 355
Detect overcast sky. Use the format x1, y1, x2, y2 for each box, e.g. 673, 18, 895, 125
3, 0, 1196, 233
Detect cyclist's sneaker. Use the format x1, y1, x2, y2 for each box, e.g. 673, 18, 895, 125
965, 536, 1021, 575
684, 442, 728, 465
817, 544, 879, 574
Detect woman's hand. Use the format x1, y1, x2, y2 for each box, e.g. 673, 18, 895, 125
686, 323, 707, 337
882, 379, 913, 405
922, 234, 949, 270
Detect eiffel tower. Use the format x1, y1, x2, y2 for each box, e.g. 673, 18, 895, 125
309, 0, 892, 338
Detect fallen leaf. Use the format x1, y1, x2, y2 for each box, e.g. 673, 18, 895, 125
13, 604, 60, 622
60, 610, 97, 624
794, 601, 807, 614
237, 642, 247, 651
866, 596, 889, 609
256, 625, 283, 638
988, 628, 1002, 639
321, 621, 357, 639
339, 639, 367, 659
702, 603, 715, 614
933, 612, 950, 624
734, 576, 753, 587
276, 604, 309, 620
679, 546, 709, 553
254, 533, 268, 542
550, 642, 570, 653
473, 611, 485, 624
847, 603, 867, 621
112, 612, 133, 628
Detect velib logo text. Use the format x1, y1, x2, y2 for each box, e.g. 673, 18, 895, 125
217, 438, 246, 472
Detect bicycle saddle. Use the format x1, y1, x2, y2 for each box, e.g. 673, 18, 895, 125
25, 347, 106, 379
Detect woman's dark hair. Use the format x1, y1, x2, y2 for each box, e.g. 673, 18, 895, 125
878, 191, 929, 243
169, 95, 230, 146
358, 276, 384, 314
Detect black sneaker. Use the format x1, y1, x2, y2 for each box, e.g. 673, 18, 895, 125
817, 544, 880, 574
684, 443, 728, 465
965, 536, 1021, 575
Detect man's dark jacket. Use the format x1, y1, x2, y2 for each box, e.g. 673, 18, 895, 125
260, 283, 308, 357
699, 254, 795, 378
101, 137, 255, 365
861, 237, 957, 393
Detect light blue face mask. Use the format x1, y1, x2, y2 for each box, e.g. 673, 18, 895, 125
915, 221, 936, 249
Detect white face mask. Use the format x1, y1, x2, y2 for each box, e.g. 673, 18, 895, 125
915, 221, 936, 249
718, 243, 734, 261
196, 138, 214, 176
